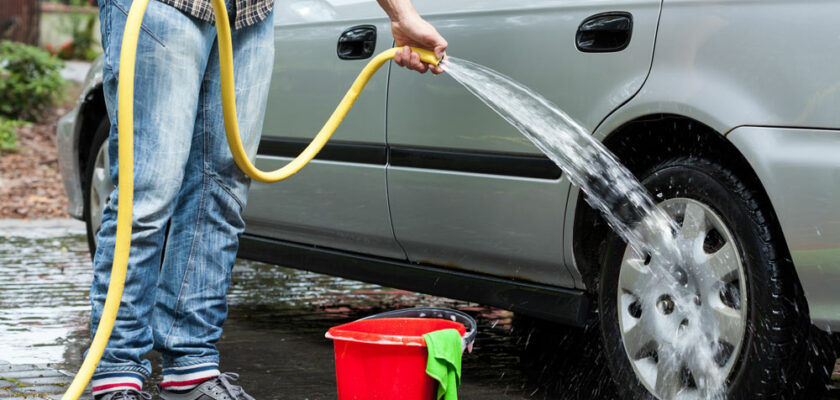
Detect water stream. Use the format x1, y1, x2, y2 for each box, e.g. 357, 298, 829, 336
442, 57, 729, 399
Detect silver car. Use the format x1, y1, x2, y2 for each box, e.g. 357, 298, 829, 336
57, 1, 840, 399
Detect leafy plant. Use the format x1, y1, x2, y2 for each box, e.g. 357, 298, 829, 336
0, 118, 28, 153
53, 0, 100, 61
0, 40, 67, 121
73, 6, 100, 61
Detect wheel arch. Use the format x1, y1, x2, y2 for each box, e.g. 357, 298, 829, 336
76, 84, 108, 191
568, 114, 795, 298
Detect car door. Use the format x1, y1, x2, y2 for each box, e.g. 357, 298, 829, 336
386, 0, 662, 286
243, 1, 405, 259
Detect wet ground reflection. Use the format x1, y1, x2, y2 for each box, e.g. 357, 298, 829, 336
0, 230, 90, 365
1, 226, 837, 399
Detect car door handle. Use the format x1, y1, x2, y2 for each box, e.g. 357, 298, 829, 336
576, 12, 633, 53
337, 25, 377, 60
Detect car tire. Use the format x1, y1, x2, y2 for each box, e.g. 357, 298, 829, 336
82, 118, 112, 258
598, 156, 830, 399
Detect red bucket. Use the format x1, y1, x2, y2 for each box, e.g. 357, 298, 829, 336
326, 317, 467, 400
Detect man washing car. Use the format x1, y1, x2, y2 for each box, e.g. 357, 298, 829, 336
89, 0, 447, 398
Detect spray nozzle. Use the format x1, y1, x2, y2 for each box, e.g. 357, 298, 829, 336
409, 47, 442, 66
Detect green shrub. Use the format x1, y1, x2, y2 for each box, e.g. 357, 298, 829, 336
0, 40, 67, 122
0, 118, 28, 153
55, 0, 100, 61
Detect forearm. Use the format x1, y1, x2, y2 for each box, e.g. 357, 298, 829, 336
376, 0, 417, 22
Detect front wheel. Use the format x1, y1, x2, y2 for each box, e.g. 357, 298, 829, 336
598, 157, 822, 399
82, 118, 113, 258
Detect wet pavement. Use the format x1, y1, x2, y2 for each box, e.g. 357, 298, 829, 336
1, 220, 838, 399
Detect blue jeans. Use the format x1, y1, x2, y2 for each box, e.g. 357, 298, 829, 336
91, 0, 273, 379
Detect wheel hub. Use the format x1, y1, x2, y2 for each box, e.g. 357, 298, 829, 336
617, 198, 747, 400
656, 295, 675, 315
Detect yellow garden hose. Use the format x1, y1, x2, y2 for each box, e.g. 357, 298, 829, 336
61, 0, 440, 398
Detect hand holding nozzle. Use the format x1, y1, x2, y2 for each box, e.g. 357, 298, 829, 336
391, 20, 448, 74
377, 0, 448, 74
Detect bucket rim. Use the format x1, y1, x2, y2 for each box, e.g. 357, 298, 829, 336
357, 307, 478, 348
325, 317, 466, 347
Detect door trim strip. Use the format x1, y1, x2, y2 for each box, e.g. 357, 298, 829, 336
257, 137, 562, 179
389, 146, 562, 179
257, 137, 387, 165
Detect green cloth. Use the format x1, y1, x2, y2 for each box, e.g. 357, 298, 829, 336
423, 328, 462, 400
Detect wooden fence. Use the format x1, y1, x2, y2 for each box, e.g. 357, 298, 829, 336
1, 0, 41, 45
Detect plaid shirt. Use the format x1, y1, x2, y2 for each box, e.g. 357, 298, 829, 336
157, 0, 274, 29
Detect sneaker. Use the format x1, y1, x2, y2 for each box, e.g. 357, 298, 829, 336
159, 372, 254, 400
95, 390, 153, 400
